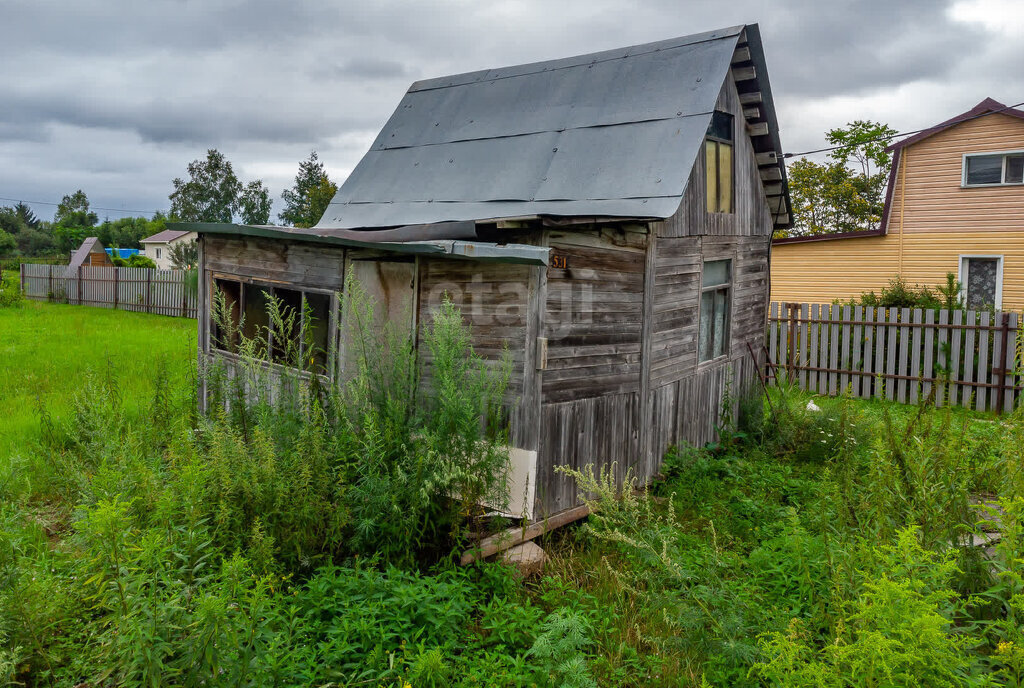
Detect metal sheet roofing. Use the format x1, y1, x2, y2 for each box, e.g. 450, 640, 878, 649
140, 229, 192, 243
318, 25, 775, 230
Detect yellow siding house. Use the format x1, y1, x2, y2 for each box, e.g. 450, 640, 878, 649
772, 99, 1024, 309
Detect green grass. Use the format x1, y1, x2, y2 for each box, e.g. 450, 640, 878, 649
0, 299, 195, 459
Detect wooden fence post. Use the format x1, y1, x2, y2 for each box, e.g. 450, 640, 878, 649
77, 265, 83, 305
145, 270, 152, 314
19, 263, 24, 295
181, 271, 187, 317
787, 302, 798, 382
113, 267, 120, 310
48, 264, 53, 301
995, 311, 1011, 414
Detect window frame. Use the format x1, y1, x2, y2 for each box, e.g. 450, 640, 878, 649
208, 273, 338, 379
705, 111, 735, 214
697, 258, 733, 364
958, 255, 1004, 310
962, 150, 1024, 187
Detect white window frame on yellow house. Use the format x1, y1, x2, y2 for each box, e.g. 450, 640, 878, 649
958, 254, 1004, 310
962, 150, 1024, 187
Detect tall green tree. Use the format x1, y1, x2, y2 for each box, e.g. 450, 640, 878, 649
13, 202, 39, 228
781, 120, 898, 238
169, 150, 241, 223
278, 151, 337, 227
238, 180, 272, 225
54, 190, 98, 229
53, 190, 99, 253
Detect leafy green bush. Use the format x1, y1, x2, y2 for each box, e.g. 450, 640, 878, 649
0, 271, 22, 307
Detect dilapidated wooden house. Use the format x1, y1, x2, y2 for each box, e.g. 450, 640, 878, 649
175, 23, 790, 520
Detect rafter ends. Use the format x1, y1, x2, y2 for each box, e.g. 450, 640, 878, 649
759, 166, 783, 181
731, 65, 756, 81
773, 213, 791, 225
746, 122, 769, 137
731, 46, 751, 64
763, 183, 783, 196
739, 92, 763, 105
743, 106, 761, 120
756, 151, 778, 166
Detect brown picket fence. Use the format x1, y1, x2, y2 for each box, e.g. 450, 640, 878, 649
767, 302, 1020, 413
20, 263, 197, 318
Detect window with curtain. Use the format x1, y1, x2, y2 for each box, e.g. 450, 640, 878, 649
699, 259, 732, 362
960, 256, 1002, 309
705, 111, 734, 214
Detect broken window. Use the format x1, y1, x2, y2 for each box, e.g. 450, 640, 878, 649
209, 277, 336, 376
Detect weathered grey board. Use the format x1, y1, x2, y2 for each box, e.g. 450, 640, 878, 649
767, 302, 1020, 413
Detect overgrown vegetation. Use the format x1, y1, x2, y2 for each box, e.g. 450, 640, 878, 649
4, 295, 1024, 685
846, 272, 966, 310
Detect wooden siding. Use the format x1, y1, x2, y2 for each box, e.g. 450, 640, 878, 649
651, 72, 775, 239
204, 235, 347, 290
771, 231, 1024, 311
542, 227, 647, 404
889, 112, 1024, 235
773, 111, 1024, 308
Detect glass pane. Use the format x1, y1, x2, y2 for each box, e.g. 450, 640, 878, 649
212, 279, 241, 352
718, 142, 733, 213
703, 259, 731, 288
271, 287, 303, 364
965, 258, 999, 308
966, 155, 1003, 185
304, 292, 332, 374
699, 290, 714, 362
706, 111, 733, 141
1007, 154, 1024, 184
705, 140, 718, 212
713, 288, 729, 358
242, 283, 270, 357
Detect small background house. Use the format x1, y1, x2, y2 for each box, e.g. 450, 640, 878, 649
141, 229, 197, 270
66, 237, 112, 276
176, 24, 790, 520
772, 99, 1024, 309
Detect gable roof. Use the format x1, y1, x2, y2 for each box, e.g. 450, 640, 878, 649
65, 237, 105, 277
879, 98, 1024, 232
317, 23, 790, 232
140, 229, 192, 243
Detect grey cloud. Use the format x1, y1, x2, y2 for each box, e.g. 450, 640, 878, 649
0, 0, 1014, 218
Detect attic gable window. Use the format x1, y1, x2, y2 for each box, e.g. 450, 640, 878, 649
964, 151, 1024, 186
705, 111, 734, 213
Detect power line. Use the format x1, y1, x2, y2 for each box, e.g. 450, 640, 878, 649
0, 195, 166, 217
783, 99, 1024, 159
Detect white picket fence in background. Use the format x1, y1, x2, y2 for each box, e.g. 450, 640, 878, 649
20, 263, 197, 318
768, 302, 1020, 413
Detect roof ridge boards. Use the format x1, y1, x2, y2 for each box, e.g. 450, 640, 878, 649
409, 26, 744, 93
372, 110, 717, 152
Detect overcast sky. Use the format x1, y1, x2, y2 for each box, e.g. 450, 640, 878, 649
2, 0, 1022, 223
